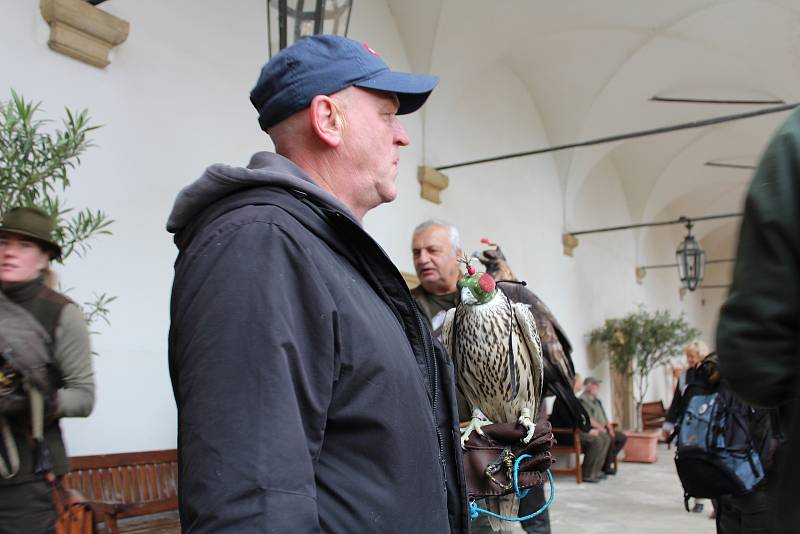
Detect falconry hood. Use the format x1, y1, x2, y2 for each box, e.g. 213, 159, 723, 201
457, 265, 497, 305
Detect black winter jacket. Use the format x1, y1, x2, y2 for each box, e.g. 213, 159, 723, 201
167, 152, 468, 533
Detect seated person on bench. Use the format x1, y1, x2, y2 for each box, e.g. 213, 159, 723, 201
579, 377, 626, 481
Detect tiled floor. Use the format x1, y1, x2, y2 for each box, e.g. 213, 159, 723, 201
506, 443, 716, 533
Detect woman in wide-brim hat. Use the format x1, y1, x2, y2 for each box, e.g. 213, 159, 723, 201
0, 206, 95, 534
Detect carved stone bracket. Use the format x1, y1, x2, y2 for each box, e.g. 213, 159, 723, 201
635, 267, 646, 284
417, 166, 449, 204
561, 233, 578, 256
40, 0, 130, 68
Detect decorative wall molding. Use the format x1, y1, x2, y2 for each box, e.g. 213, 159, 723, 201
635, 267, 646, 284
417, 166, 448, 204
40, 0, 129, 68
561, 233, 578, 256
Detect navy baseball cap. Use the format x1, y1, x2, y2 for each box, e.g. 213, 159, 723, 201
250, 35, 439, 132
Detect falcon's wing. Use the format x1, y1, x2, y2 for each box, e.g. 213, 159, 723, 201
513, 302, 545, 416
504, 284, 576, 385
441, 306, 478, 413
527, 293, 574, 356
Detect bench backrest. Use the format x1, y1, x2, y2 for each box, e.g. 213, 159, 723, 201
63, 449, 178, 516
641, 400, 666, 416
640, 401, 667, 431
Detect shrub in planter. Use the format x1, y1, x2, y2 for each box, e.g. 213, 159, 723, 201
589, 306, 699, 432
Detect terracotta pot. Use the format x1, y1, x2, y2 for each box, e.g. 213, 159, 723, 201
622, 430, 660, 463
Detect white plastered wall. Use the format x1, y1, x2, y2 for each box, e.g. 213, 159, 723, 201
0, 0, 432, 454
1, 0, 723, 454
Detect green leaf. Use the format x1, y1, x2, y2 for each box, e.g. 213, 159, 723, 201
1, 90, 115, 337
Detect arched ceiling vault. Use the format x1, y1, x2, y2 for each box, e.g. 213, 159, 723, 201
387, 0, 800, 283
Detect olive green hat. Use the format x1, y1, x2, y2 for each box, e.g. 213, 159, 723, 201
0, 207, 61, 260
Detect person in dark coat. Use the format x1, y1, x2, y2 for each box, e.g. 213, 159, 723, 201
662, 340, 710, 514
716, 107, 800, 534
167, 36, 469, 533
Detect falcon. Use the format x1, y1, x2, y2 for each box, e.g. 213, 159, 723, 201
477, 240, 576, 390
442, 261, 544, 530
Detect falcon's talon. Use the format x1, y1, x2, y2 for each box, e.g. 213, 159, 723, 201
460, 416, 493, 448
518, 408, 536, 444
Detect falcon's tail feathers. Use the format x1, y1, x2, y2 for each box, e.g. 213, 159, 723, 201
485, 494, 519, 532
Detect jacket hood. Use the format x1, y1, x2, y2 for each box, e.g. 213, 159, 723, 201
166, 151, 359, 233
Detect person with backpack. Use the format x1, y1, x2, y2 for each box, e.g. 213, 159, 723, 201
0, 207, 95, 534
662, 340, 711, 514
673, 353, 776, 534
716, 106, 799, 534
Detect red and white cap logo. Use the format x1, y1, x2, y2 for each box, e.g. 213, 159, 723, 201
362, 43, 381, 57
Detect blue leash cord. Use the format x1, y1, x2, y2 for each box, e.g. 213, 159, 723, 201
469, 454, 555, 522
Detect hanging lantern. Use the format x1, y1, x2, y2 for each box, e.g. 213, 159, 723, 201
676, 219, 705, 291
267, 0, 354, 58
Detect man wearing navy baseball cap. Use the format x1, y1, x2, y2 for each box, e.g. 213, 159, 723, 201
167, 36, 468, 533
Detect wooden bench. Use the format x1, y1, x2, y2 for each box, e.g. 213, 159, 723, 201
641, 400, 667, 431
63, 449, 180, 534
549, 427, 583, 483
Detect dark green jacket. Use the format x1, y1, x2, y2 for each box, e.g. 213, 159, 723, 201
410, 285, 458, 335
578, 393, 608, 428
716, 108, 800, 412
716, 109, 800, 534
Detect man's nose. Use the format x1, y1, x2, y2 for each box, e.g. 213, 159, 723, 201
394, 120, 410, 146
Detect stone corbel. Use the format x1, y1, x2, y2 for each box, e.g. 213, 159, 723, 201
635, 267, 646, 284
561, 233, 578, 256
417, 166, 449, 204
40, 0, 130, 68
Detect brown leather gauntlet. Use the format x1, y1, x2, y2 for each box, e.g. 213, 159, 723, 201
462, 420, 555, 498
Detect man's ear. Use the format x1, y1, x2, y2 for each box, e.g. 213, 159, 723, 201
309, 95, 343, 148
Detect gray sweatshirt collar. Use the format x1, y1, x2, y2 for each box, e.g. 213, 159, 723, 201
166, 151, 359, 233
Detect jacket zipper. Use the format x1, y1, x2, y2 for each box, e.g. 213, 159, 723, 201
410, 299, 448, 489
325, 206, 450, 495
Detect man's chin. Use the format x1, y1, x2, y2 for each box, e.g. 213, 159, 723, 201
419, 272, 440, 284
380, 186, 398, 204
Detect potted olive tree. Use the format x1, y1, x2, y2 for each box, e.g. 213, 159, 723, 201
590, 306, 699, 462
0, 89, 114, 327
